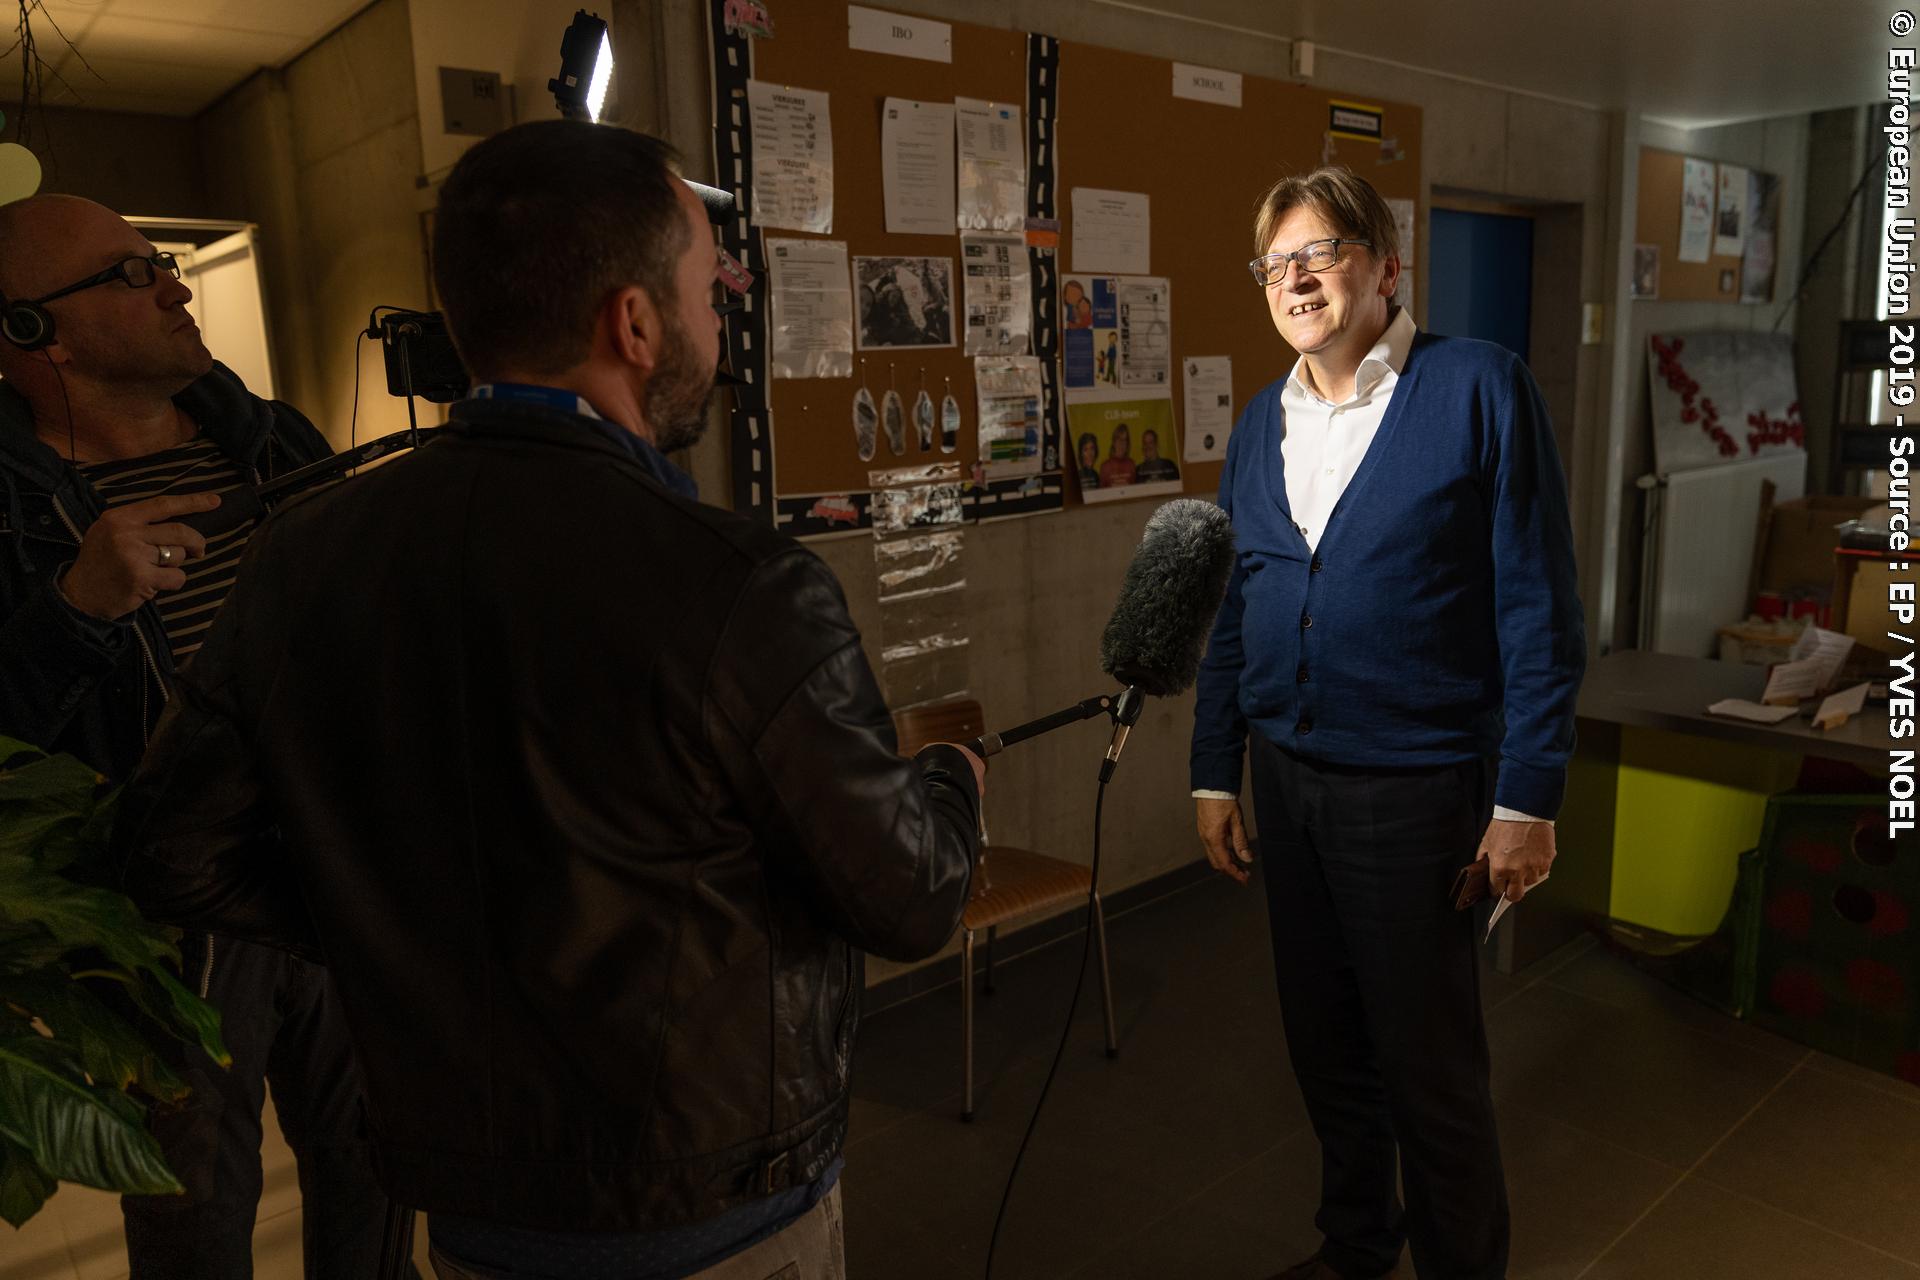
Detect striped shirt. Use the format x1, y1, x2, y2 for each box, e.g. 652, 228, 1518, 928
81, 435, 257, 665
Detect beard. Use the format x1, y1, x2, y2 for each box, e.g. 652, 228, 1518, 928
66, 317, 213, 394
643, 317, 716, 454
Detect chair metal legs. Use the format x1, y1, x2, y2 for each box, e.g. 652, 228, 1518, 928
958, 900, 1121, 1121
1093, 892, 1118, 1059
961, 927, 976, 1121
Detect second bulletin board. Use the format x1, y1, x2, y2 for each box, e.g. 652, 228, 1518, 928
714, 5, 1423, 537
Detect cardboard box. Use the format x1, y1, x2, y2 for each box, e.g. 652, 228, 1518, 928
1755, 496, 1879, 598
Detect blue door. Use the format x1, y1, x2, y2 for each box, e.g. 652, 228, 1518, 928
1427, 208, 1533, 364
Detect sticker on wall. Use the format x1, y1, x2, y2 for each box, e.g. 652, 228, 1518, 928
1327, 99, 1383, 142
853, 384, 878, 462
941, 380, 961, 453
882, 387, 907, 456
723, 0, 775, 39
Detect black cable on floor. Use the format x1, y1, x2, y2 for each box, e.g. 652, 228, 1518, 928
984, 774, 1109, 1279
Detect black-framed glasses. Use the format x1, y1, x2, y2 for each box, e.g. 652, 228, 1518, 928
1247, 238, 1371, 287
33, 252, 181, 306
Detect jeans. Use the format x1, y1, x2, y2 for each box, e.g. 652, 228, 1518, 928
121, 934, 405, 1279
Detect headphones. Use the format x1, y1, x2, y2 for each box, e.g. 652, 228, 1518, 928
0, 292, 53, 350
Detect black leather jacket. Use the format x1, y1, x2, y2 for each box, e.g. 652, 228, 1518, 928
0, 361, 330, 777
115, 398, 980, 1231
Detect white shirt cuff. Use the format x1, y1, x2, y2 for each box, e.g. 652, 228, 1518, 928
1492, 805, 1553, 826
1192, 789, 1238, 800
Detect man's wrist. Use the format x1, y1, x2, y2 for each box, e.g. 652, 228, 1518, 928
1492, 805, 1553, 826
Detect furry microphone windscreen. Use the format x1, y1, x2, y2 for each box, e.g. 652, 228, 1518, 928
1098, 499, 1237, 697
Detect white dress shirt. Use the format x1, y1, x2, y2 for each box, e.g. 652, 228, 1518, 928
1193, 308, 1546, 825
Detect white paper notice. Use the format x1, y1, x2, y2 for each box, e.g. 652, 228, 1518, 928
1117, 278, 1171, 390
1171, 63, 1241, 107
847, 5, 952, 63
1761, 659, 1821, 706
955, 98, 1025, 232
1814, 682, 1870, 730
960, 232, 1031, 356
974, 355, 1044, 480
1388, 196, 1416, 311
1071, 188, 1150, 275
766, 238, 853, 380
747, 81, 833, 233
881, 98, 954, 236
1790, 625, 1855, 690
1182, 356, 1233, 461
1715, 164, 1748, 258
1707, 698, 1799, 725
1678, 157, 1715, 264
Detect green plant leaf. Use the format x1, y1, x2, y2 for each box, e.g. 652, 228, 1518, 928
0, 920, 66, 976
0, 1133, 56, 1228
142, 969, 229, 1068
0, 1032, 180, 1195
0, 737, 47, 772
0, 858, 178, 976
0, 974, 189, 1103
0, 749, 103, 807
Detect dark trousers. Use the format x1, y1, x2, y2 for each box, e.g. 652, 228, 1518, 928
122, 935, 398, 1279
1248, 733, 1509, 1280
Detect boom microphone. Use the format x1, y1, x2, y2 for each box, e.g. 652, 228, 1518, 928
1099, 498, 1238, 697
966, 498, 1236, 765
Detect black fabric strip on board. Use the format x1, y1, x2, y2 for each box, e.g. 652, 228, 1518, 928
708, 0, 773, 521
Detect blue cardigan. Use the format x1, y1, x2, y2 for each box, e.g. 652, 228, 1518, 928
1189, 332, 1587, 818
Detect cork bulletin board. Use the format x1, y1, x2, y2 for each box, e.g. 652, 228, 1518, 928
708, 4, 1423, 537
1635, 147, 1775, 304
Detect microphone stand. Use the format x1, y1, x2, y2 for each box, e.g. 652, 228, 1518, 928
967, 684, 1146, 782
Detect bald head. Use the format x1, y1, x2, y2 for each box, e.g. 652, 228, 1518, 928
0, 195, 133, 300
0, 193, 211, 393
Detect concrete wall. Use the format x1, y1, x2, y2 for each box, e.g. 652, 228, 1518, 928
196, 0, 430, 448
0, 103, 208, 216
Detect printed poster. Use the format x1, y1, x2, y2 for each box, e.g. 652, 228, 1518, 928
955, 97, 1025, 232
1742, 170, 1782, 304
960, 232, 1031, 356
1070, 188, 1150, 275
766, 238, 853, 379
1715, 164, 1747, 257
746, 81, 833, 233
880, 98, 955, 236
973, 355, 1044, 480
1068, 397, 1181, 503
1678, 157, 1715, 264
1060, 274, 1171, 393
1181, 356, 1233, 462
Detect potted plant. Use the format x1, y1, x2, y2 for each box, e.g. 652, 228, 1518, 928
0, 734, 228, 1226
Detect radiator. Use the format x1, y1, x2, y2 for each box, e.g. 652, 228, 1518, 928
1638, 451, 1808, 657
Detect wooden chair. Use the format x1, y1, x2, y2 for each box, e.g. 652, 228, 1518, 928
891, 698, 1119, 1121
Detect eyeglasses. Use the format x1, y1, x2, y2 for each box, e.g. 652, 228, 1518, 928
33, 252, 181, 307
1247, 239, 1371, 287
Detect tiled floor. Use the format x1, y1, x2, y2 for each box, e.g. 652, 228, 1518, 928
4, 869, 1918, 1279
840, 872, 1920, 1280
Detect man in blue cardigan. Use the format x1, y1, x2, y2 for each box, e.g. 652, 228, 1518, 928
1190, 168, 1586, 1280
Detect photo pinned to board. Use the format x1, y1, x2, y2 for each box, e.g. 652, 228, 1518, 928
854, 255, 955, 349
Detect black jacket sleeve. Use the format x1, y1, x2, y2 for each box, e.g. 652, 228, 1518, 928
0, 569, 132, 754
705, 548, 978, 961
112, 519, 319, 958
